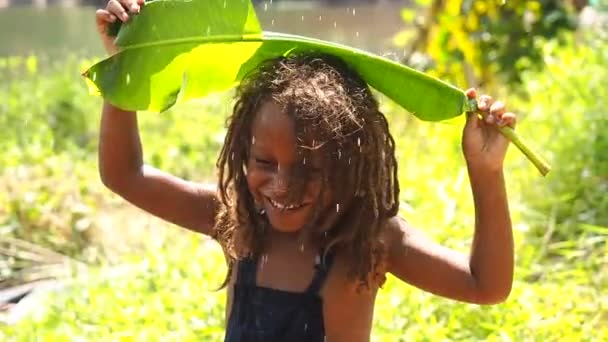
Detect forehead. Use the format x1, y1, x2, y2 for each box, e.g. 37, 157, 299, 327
251, 100, 296, 148
250, 101, 326, 164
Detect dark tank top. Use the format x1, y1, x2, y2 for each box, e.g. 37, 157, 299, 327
224, 250, 336, 342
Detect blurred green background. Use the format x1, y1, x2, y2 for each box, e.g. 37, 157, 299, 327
1, 0, 607, 341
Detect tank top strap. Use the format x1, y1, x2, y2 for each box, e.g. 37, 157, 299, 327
305, 248, 336, 295
236, 256, 257, 287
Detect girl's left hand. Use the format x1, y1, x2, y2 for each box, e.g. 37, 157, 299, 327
462, 88, 517, 173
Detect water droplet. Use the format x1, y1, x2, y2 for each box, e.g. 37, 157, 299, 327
352, 8, 356, 16
126, 73, 131, 85
348, 157, 351, 165
303, 157, 306, 165
264, 3, 267, 11
336, 203, 340, 212
333, 21, 337, 28
231, 152, 235, 161
304, 323, 308, 331
260, 254, 267, 269
252, 136, 256, 145
357, 137, 361, 146
223, 0, 226, 8
271, 19, 275, 26
206, 25, 211, 35
300, 244, 305, 252
356, 31, 359, 38
92, 72, 97, 81
301, 15, 304, 21
338, 150, 342, 160
318, 15, 322, 21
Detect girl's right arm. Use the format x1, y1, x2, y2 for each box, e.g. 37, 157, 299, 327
96, 0, 220, 236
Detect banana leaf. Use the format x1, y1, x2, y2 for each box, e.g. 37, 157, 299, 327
82, 0, 550, 175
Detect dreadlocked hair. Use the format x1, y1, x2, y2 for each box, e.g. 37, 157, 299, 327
214, 52, 400, 290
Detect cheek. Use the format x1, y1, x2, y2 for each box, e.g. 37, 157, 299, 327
246, 168, 267, 198
307, 179, 331, 205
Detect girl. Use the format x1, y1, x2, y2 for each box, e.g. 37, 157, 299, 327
96, 1, 516, 341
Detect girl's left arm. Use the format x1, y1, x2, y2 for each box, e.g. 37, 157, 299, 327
386, 89, 514, 305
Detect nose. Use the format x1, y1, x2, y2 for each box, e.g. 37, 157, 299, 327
270, 170, 290, 197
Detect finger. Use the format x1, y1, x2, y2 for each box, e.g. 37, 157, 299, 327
490, 101, 506, 119
485, 113, 496, 125
119, 0, 141, 13
465, 88, 477, 100
107, 0, 129, 21
96, 9, 117, 25
498, 112, 517, 128
465, 111, 481, 129
478, 95, 493, 112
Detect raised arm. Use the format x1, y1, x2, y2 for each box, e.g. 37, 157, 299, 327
385, 172, 513, 305
387, 90, 514, 305
96, 0, 219, 236
99, 103, 219, 236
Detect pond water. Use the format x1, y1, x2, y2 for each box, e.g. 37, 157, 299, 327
0, 1, 412, 57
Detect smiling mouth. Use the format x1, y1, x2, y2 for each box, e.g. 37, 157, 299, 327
265, 197, 308, 211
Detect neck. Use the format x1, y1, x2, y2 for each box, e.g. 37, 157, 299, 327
266, 228, 319, 253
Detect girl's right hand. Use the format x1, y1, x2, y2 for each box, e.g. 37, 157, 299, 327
95, 0, 145, 55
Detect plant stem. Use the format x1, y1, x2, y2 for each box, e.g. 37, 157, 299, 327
498, 125, 551, 176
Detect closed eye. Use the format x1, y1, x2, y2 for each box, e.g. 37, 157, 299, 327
255, 157, 272, 165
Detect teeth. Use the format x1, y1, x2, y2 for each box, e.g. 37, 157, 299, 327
269, 198, 301, 210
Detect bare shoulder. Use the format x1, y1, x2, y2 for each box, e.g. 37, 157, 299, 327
382, 215, 478, 303
382, 216, 429, 256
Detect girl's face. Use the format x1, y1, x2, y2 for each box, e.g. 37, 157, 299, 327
246, 101, 330, 233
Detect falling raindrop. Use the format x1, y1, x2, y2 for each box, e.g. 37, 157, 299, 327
252, 136, 256, 145
337, 149, 342, 160
304, 323, 308, 332
336, 203, 340, 212
348, 157, 351, 165
206, 25, 211, 35
223, 0, 226, 8
271, 19, 275, 26
357, 137, 361, 146
126, 73, 131, 85
92, 72, 97, 81
231, 152, 235, 161
333, 21, 337, 28
303, 157, 306, 165
300, 244, 305, 252
264, 3, 268, 11
352, 8, 356, 16
318, 15, 322, 21
356, 31, 360, 38
260, 254, 268, 269
301, 15, 304, 21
